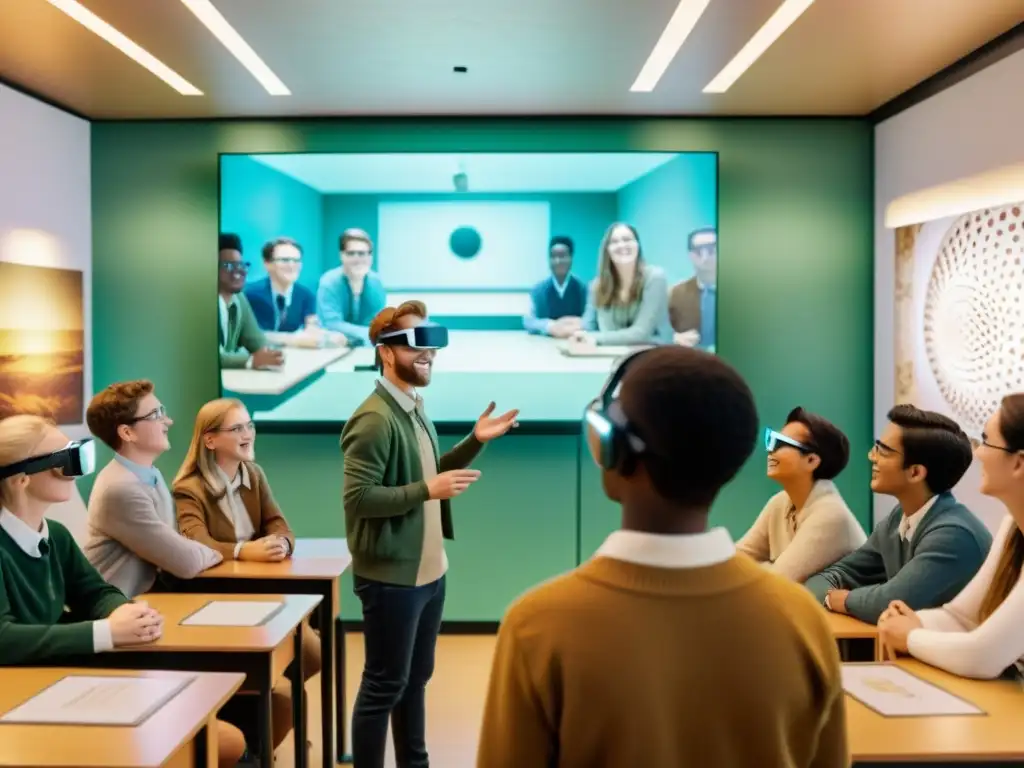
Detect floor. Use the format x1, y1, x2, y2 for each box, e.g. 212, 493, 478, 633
276, 633, 497, 768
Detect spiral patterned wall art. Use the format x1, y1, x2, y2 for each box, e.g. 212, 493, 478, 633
923, 203, 1024, 436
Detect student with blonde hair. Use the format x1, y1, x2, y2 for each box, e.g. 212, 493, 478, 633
880, 394, 1024, 679
173, 398, 320, 751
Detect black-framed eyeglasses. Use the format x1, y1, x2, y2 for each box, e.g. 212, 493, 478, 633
343, 250, 371, 259
981, 433, 1019, 454
213, 421, 256, 436
871, 439, 901, 457
130, 405, 168, 423
272, 257, 302, 265
220, 261, 250, 273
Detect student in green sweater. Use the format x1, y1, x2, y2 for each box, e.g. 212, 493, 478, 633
805, 405, 992, 624
341, 300, 518, 768
0, 414, 163, 663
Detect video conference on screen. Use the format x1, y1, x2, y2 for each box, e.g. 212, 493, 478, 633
218, 151, 718, 424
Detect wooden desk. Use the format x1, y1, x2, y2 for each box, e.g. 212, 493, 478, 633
188, 540, 352, 766
826, 612, 882, 661
848, 659, 1024, 764
73, 593, 320, 768
221, 347, 352, 396
0, 668, 243, 768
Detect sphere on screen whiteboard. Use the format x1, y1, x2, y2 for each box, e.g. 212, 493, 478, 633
924, 202, 1024, 436
449, 226, 482, 260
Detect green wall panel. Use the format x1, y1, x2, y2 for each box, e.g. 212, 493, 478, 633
91, 118, 873, 622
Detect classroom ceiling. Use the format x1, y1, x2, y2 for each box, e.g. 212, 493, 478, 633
248, 152, 685, 193
0, 0, 1021, 119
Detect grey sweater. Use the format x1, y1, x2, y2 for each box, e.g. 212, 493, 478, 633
581, 265, 674, 345
84, 458, 222, 597
804, 492, 992, 624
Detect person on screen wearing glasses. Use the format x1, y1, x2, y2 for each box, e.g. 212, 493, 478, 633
476, 346, 847, 768
736, 407, 865, 583
804, 405, 991, 625
341, 300, 518, 768
317, 228, 388, 347
571, 222, 674, 348
243, 237, 322, 341
878, 394, 1024, 681
218, 233, 285, 370
0, 417, 248, 767
668, 227, 717, 350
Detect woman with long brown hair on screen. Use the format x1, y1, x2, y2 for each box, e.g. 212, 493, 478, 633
879, 393, 1024, 679
572, 222, 674, 347
173, 398, 321, 752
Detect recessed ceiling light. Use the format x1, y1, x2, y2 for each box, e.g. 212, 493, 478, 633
704, 0, 816, 93
44, 0, 201, 95
179, 0, 290, 95
630, 0, 712, 92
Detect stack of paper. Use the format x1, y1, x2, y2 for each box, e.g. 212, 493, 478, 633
181, 600, 284, 627
841, 664, 984, 717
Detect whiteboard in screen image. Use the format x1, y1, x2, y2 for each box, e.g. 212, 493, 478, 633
377, 201, 550, 290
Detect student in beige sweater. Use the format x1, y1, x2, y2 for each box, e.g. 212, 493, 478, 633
478, 348, 847, 768
738, 407, 866, 583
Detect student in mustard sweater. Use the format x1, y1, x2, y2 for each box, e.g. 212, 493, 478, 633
879, 394, 1024, 679
805, 405, 991, 624
738, 407, 866, 583
477, 347, 847, 768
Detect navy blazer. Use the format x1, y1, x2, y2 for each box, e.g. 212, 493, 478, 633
244, 277, 317, 332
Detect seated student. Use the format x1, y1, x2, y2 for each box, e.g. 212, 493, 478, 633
879, 394, 1024, 679
219, 233, 285, 370
477, 347, 847, 768
0, 416, 244, 767
173, 398, 321, 680
805, 404, 992, 625
523, 235, 588, 338
669, 227, 717, 349
244, 237, 318, 336
571, 222, 673, 347
317, 228, 387, 346
738, 407, 866, 583
84, 380, 222, 595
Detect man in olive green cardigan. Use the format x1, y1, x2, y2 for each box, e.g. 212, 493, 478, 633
341, 300, 517, 768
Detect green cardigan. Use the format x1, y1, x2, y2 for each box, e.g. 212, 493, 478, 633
220, 292, 266, 369
340, 382, 484, 585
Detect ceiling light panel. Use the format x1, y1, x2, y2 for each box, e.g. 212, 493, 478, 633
631, 0, 713, 92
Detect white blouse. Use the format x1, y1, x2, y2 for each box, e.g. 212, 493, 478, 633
907, 514, 1024, 679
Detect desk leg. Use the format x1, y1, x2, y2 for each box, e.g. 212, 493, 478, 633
335, 617, 349, 764
259, 669, 274, 768
293, 625, 308, 768
318, 599, 340, 768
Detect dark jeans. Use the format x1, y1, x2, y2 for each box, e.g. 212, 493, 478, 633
352, 574, 446, 768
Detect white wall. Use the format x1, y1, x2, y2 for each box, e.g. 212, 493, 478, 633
874, 48, 1024, 527
0, 83, 92, 540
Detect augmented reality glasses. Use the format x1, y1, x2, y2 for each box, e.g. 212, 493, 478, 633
764, 428, 813, 455
584, 350, 650, 469
0, 439, 97, 481
376, 323, 449, 350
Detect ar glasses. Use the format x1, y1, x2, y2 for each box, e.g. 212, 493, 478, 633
0, 438, 96, 481
584, 349, 650, 470
376, 323, 449, 350
764, 428, 814, 455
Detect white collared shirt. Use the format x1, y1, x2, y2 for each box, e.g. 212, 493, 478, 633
216, 464, 256, 558
552, 275, 570, 300
0, 508, 113, 652
899, 496, 937, 542
596, 526, 736, 569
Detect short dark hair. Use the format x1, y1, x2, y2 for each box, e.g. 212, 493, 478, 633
785, 407, 850, 480
262, 237, 302, 262
688, 227, 716, 250
887, 404, 973, 494
87, 379, 155, 450
339, 228, 372, 252
619, 347, 758, 507
549, 235, 574, 254
219, 233, 242, 253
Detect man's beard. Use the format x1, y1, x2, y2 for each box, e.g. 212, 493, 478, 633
395, 357, 431, 387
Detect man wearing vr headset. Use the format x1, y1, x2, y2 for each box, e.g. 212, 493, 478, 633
341, 300, 517, 768
477, 347, 847, 768
737, 407, 866, 583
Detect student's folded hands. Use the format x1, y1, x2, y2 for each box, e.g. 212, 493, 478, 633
109, 601, 164, 647
877, 600, 922, 656
240, 535, 290, 562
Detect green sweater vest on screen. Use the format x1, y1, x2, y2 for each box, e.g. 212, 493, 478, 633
0, 519, 129, 664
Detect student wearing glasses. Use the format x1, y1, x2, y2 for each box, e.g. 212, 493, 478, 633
805, 405, 992, 624
244, 238, 318, 334
879, 394, 1024, 679
173, 398, 321, 751
317, 228, 388, 346
737, 407, 866, 583
218, 233, 285, 370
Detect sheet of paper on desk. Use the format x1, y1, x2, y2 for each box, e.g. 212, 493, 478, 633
0, 675, 190, 726
841, 664, 983, 717
182, 600, 284, 626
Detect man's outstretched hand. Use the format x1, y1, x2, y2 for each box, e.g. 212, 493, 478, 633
473, 402, 519, 442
